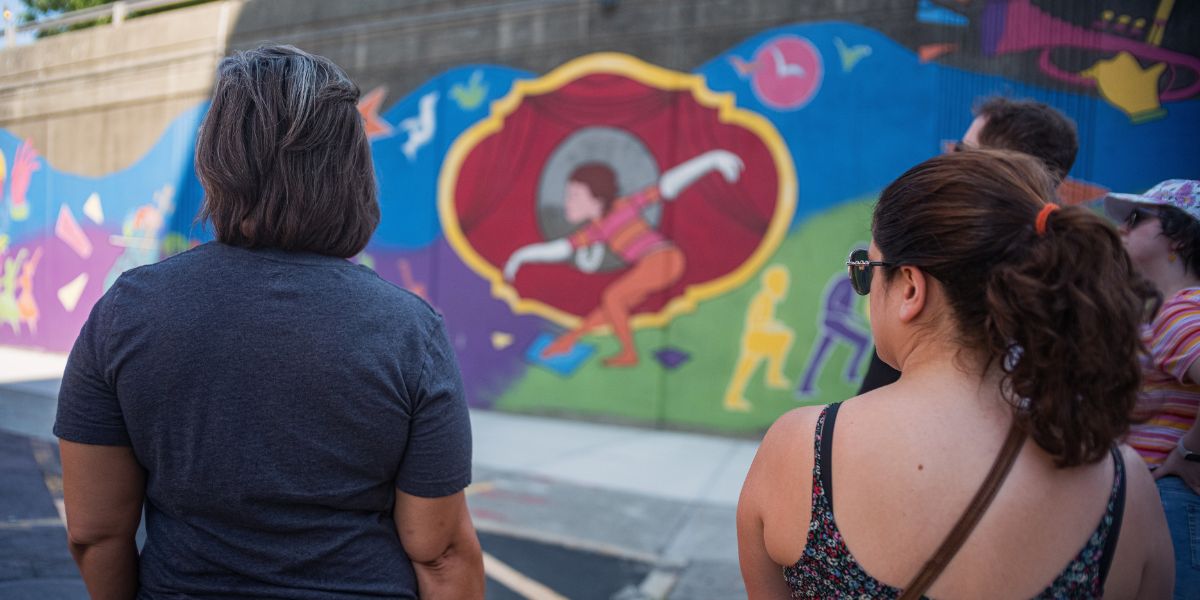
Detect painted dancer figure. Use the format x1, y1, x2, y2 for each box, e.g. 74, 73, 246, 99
15, 246, 41, 333
724, 265, 795, 412
504, 149, 744, 367
0, 247, 28, 333
796, 275, 870, 396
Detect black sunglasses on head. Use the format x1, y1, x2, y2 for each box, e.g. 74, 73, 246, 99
846, 248, 895, 296
1123, 206, 1160, 229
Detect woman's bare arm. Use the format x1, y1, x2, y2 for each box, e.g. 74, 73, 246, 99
60, 440, 145, 600
394, 490, 484, 599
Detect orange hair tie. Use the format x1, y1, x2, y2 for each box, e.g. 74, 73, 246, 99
1035, 203, 1060, 236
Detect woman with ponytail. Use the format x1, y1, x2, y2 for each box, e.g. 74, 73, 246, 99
737, 150, 1172, 598
1107, 179, 1200, 598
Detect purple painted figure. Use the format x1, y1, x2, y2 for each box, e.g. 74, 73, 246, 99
796, 276, 871, 396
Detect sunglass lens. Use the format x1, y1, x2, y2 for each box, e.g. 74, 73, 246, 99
1125, 208, 1154, 229
848, 249, 870, 296
854, 269, 870, 296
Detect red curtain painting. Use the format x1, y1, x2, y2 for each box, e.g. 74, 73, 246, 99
452, 73, 781, 318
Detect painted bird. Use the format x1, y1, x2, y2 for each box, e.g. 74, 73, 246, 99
401, 92, 439, 161
450, 70, 488, 111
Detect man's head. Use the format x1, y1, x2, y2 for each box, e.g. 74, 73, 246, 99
962, 97, 1078, 183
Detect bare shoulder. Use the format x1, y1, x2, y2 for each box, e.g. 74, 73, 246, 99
758, 404, 827, 463
1118, 444, 1160, 513
740, 404, 828, 567
1112, 444, 1164, 544
744, 405, 828, 503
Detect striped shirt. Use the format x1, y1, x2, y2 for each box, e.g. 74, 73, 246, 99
1128, 287, 1200, 468
568, 186, 672, 263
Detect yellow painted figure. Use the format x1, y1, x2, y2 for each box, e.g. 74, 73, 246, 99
724, 265, 794, 412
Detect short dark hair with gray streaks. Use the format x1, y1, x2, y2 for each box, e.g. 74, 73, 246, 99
195, 44, 379, 258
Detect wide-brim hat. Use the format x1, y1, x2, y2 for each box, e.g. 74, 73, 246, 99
1104, 179, 1200, 224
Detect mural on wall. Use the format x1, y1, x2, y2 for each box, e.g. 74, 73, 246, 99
439, 55, 796, 370
4, 3, 1199, 434
909, 0, 1198, 123
0, 109, 202, 351
338, 15, 1199, 434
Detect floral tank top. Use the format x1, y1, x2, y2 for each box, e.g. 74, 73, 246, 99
784, 403, 1126, 598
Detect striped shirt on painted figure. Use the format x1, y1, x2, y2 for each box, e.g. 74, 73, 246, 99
568, 186, 672, 263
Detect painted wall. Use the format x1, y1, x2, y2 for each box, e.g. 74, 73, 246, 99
2, 0, 1197, 434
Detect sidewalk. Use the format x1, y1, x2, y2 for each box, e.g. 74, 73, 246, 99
0, 346, 756, 599
469, 411, 754, 598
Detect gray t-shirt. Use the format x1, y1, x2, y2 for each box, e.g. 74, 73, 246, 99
55, 242, 472, 599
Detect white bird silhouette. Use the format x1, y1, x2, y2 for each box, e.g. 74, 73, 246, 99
769, 45, 806, 78
401, 92, 439, 161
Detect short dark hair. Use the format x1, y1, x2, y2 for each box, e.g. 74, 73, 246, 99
1156, 205, 1200, 279
196, 45, 379, 258
569, 163, 619, 214
873, 149, 1155, 467
975, 97, 1078, 183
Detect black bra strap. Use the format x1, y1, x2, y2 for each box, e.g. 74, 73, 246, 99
1098, 446, 1127, 588
819, 402, 842, 508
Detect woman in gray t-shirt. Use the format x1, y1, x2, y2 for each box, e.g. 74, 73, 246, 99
55, 45, 483, 599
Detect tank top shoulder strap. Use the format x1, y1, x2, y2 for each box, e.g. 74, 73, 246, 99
811, 402, 842, 509
1098, 445, 1127, 588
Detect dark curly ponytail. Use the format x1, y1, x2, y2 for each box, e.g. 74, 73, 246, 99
872, 150, 1155, 467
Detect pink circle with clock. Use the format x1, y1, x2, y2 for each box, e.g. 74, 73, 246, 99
750, 36, 823, 110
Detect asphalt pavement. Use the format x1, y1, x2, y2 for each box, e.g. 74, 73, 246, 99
0, 347, 755, 599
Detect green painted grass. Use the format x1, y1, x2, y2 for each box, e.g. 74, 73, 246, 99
496, 195, 879, 434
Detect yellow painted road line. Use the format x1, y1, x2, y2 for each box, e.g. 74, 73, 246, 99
54, 498, 67, 526
482, 551, 568, 600
30, 439, 67, 526
465, 481, 495, 496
